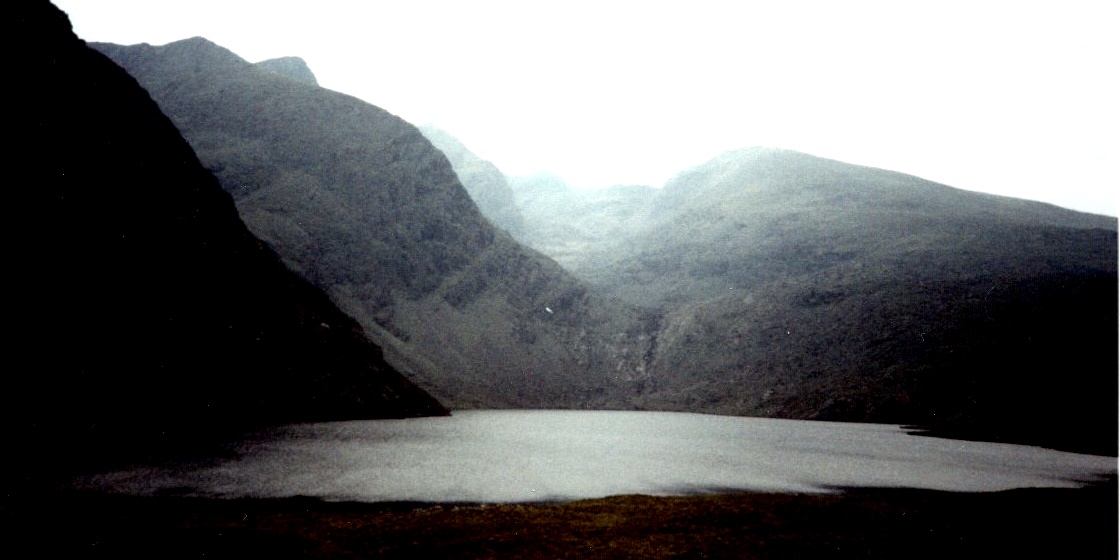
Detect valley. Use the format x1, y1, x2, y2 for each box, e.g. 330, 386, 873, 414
8, 2, 1118, 557
89, 35, 1118, 454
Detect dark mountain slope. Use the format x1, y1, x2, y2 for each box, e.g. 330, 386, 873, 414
9, 1, 446, 478
418, 125, 526, 237
563, 148, 1117, 454
93, 38, 654, 410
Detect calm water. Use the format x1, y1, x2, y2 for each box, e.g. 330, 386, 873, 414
73, 410, 1116, 503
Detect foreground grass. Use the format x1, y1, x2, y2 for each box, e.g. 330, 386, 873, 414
5, 482, 1116, 559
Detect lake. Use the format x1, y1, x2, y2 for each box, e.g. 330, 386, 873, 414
72, 410, 1116, 503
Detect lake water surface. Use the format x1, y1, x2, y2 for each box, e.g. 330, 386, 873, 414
74, 410, 1116, 503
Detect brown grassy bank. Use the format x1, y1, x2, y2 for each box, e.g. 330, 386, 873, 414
4, 481, 1115, 559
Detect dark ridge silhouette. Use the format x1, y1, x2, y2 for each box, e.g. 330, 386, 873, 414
9, 1, 447, 481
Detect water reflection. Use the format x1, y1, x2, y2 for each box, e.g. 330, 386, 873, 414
74, 410, 1116, 503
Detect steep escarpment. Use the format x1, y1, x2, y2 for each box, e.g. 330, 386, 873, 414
94, 38, 655, 410
10, 1, 446, 477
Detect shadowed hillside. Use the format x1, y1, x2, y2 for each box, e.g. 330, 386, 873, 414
93, 38, 656, 411
9, 1, 447, 480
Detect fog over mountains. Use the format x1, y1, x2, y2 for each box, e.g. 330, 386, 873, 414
19, 0, 1114, 459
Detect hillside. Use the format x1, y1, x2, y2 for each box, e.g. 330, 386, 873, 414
514, 147, 1118, 454
93, 38, 656, 411
9, 1, 447, 479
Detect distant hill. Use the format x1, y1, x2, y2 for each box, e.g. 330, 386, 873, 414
93, 38, 655, 411
254, 55, 319, 85
10, 1, 447, 478
418, 125, 525, 237
510, 174, 656, 272
577, 147, 1116, 307
514, 147, 1118, 454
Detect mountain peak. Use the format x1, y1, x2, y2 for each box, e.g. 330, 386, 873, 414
255, 56, 318, 86
94, 36, 250, 73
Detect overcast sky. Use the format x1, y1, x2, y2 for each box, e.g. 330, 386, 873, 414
54, 0, 1116, 215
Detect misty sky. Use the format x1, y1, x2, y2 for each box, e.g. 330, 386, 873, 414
54, 0, 1116, 216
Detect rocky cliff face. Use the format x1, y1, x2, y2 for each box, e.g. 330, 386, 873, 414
93, 37, 656, 411
10, 1, 447, 477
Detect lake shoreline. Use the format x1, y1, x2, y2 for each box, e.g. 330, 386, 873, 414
68, 411, 1115, 502
8, 480, 1116, 558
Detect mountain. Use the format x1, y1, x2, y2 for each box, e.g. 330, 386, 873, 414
418, 125, 525, 237
93, 38, 656, 411
516, 147, 1118, 454
254, 55, 319, 86
10, 1, 447, 478
90, 32, 1116, 454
